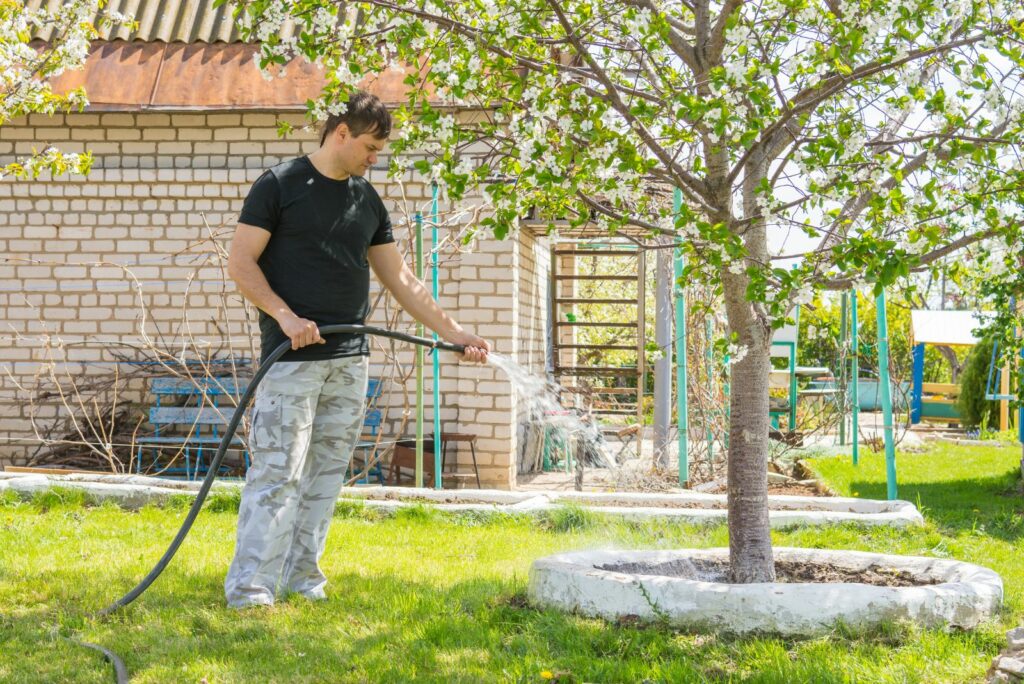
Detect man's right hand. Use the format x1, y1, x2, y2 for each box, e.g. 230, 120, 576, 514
278, 313, 326, 350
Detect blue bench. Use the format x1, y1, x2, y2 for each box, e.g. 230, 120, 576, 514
136, 376, 385, 482
135, 377, 249, 480
348, 378, 386, 485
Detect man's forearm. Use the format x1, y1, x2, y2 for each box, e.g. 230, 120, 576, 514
389, 264, 463, 339
228, 258, 294, 323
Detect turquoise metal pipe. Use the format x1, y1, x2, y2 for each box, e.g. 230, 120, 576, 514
431, 183, 442, 489
673, 189, 689, 486
851, 291, 859, 466
415, 213, 425, 488
839, 292, 848, 446
875, 290, 898, 499
704, 317, 715, 462
789, 308, 800, 431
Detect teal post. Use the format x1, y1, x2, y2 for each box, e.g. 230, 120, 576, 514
851, 291, 860, 466
839, 292, 848, 446
789, 308, 800, 431
431, 183, 442, 489
704, 317, 715, 462
673, 189, 689, 486
875, 290, 897, 499
415, 213, 425, 488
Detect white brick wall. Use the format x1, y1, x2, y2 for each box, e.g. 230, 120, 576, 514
0, 111, 548, 488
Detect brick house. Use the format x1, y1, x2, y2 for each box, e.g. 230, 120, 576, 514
0, 2, 552, 488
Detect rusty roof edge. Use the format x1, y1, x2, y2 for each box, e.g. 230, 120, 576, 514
80, 103, 311, 111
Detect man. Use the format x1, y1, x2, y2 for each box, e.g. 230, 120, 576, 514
224, 91, 490, 608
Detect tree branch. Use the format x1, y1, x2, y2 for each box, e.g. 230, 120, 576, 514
545, 0, 718, 213
819, 225, 1006, 290
620, 0, 700, 72
707, 0, 745, 63
727, 28, 993, 185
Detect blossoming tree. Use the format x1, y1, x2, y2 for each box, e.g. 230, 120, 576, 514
1, 0, 132, 179
230, 0, 1024, 582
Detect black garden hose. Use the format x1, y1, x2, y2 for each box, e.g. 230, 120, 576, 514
69, 325, 466, 683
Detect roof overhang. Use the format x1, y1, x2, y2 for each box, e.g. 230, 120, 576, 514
46, 40, 427, 111
909, 309, 990, 347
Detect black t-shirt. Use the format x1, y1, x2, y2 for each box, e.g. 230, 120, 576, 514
238, 156, 395, 362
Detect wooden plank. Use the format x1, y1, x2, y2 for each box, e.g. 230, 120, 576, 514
4, 465, 101, 475
135, 435, 244, 444
919, 415, 961, 423
151, 376, 247, 396
922, 382, 959, 394
556, 344, 637, 350
552, 250, 638, 257
636, 249, 646, 425
1001, 363, 1010, 431
150, 406, 240, 425
554, 368, 640, 375
553, 275, 638, 281
556, 321, 638, 327
578, 387, 642, 394
549, 239, 645, 424
554, 298, 637, 305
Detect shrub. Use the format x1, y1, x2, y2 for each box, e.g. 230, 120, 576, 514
958, 337, 1000, 430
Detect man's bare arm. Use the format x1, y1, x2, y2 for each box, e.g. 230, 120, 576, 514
368, 242, 489, 361
227, 223, 324, 349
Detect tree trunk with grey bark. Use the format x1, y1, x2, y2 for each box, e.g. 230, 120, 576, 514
721, 291, 775, 583
721, 150, 776, 583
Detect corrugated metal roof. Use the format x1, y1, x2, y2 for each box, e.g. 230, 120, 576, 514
27, 0, 303, 43
28, 1, 437, 110
48, 41, 428, 110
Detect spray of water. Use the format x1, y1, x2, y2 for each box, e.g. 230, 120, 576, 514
487, 353, 630, 557
486, 352, 611, 467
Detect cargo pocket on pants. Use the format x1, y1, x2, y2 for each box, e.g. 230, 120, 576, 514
249, 395, 283, 454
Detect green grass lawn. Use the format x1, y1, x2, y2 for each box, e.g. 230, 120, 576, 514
1, 441, 1021, 683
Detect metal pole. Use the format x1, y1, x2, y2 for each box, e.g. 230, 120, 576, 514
673, 189, 688, 486
789, 321, 798, 432
839, 292, 848, 446
653, 242, 672, 467
637, 250, 647, 427
851, 291, 860, 466
705, 316, 715, 462
431, 184, 442, 489
910, 343, 925, 424
875, 290, 897, 499
415, 212, 425, 488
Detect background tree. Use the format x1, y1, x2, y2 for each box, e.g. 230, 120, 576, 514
957, 335, 1001, 431
229, 0, 1024, 582
0, 0, 133, 179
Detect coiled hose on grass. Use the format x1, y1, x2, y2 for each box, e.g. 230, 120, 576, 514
69, 325, 466, 683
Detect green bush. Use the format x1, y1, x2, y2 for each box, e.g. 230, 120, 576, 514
958, 337, 1000, 430
0, 489, 22, 508
204, 490, 242, 513
394, 502, 438, 522
30, 486, 93, 511
540, 503, 597, 533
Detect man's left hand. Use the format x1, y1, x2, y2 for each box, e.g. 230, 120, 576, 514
445, 331, 490, 363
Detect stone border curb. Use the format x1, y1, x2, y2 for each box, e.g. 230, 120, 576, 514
0, 472, 924, 527
529, 547, 1002, 636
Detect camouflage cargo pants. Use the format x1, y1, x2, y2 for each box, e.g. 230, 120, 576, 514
224, 355, 369, 608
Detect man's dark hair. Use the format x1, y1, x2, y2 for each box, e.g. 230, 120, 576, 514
319, 91, 391, 146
